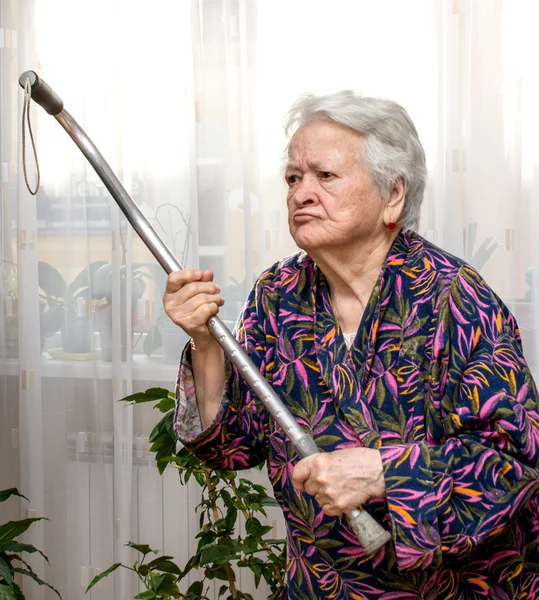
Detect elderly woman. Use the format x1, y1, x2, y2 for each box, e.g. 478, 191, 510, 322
164, 91, 539, 599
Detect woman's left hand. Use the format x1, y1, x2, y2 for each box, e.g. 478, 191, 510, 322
291, 448, 386, 516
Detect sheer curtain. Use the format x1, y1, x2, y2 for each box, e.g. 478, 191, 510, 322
1, 1, 538, 599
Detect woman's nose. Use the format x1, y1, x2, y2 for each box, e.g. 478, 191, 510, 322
291, 175, 318, 205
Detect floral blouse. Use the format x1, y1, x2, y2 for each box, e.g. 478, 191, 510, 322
174, 232, 539, 600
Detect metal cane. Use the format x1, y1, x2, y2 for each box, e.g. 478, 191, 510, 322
19, 70, 391, 554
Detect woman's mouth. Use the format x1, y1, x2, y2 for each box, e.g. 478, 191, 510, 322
293, 213, 315, 223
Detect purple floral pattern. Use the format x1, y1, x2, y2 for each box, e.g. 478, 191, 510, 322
175, 232, 539, 599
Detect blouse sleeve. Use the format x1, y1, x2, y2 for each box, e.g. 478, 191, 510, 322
379, 265, 539, 571
173, 268, 278, 471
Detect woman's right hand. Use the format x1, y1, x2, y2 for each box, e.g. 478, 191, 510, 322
163, 269, 224, 348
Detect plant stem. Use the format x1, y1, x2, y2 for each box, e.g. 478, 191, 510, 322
228, 478, 284, 585
225, 564, 238, 598
204, 470, 237, 600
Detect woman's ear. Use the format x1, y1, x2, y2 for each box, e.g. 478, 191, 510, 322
384, 176, 406, 225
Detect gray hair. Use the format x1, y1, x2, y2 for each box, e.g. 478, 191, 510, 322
284, 90, 427, 232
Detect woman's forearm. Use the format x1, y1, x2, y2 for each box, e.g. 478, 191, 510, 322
190, 338, 226, 429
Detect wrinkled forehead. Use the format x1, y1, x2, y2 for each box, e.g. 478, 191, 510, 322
285, 120, 364, 168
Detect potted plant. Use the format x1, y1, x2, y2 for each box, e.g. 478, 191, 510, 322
37, 259, 157, 360
87, 388, 286, 599
37, 260, 108, 355
0, 487, 62, 598
91, 261, 156, 361
1, 261, 60, 358
142, 277, 246, 362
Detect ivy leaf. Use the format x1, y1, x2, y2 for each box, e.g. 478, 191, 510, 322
224, 507, 238, 532
149, 413, 174, 444
215, 470, 237, 482
154, 573, 180, 595
148, 573, 164, 591
86, 562, 122, 592
137, 564, 149, 577
194, 472, 205, 487
121, 388, 171, 404
154, 397, 175, 413
181, 554, 200, 578
245, 517, 269, 541
205, 565, 231, 581
260, 497, 279, 508
146, 557, 181, 575
242, 536, 257, 551
196, 530, 216, 552
199, 540, 243, 566
126, 542, 158, 556
248, 561, 262, 588
148, 429, 177, 475
187, 581, 204, 597
134, 592, 157, 599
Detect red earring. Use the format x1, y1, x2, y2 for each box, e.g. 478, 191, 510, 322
387, 222, 396, 231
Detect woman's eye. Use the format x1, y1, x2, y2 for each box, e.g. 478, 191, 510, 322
319, 171, 334, 180
286, 175, 299, 185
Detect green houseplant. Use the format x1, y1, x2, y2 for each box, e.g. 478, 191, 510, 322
90, 261, 155, 361
37, 260, 108, 354
1, 260, 60, 358
142, 276, 247, 361
37, 260, 153, 359
87, 388, 286, 600
0, 488, 61, 599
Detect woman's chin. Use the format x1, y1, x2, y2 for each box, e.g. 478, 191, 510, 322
292, 235, 316, 252
291, 226, 345, 254
293, 238, 335, 258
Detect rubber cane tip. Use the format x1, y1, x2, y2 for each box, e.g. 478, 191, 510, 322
361, 530, 392, 555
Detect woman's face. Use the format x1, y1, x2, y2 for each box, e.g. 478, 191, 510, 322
285, 120, 387, 255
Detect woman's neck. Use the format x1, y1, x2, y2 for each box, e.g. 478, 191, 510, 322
310, 233, 397, 332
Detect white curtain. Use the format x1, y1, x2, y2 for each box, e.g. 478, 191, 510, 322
1, 1, 538, 599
